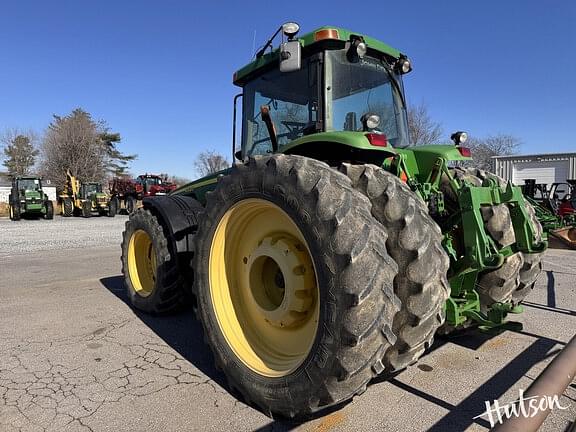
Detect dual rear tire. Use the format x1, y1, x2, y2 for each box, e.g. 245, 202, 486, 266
121, 155, 449, 417
192, 156, 401, 417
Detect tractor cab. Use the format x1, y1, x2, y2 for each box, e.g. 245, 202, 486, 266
234, 26, 411, 161
80, 182, 103, 199
137, 175, 162, 195
81, 182, 109, 210
137, 174, 175, 196
14, 177, 43, 194
12, 176, 45, 206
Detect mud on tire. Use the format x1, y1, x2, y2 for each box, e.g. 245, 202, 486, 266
193, 155, 401, 418
341, 164, 450, 372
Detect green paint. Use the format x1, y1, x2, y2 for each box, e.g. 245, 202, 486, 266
283, 131, 397, 154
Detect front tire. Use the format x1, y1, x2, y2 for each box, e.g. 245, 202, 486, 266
445, 168, 543, 313
81, 201, 92, 218
108, 197, 118, 217
193, 155, 400, 418
45, 201, 54, 220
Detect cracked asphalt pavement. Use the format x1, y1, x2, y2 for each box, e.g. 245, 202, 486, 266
1, 217, 575, 431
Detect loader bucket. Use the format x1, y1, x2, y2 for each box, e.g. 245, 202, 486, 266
549, 227, 576, 249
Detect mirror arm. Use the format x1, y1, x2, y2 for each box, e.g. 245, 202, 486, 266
232, 93, 243, 164
260, 105, 279, 153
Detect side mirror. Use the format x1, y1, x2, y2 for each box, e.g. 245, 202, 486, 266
234, 150, 243, 161
279, 40, 301, 72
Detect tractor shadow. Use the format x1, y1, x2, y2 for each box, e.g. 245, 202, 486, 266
99, 275, 353, 430
98, 276, 568, 432
99, 275, 226, 389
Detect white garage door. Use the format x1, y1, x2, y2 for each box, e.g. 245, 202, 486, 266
512, 160, 570, 185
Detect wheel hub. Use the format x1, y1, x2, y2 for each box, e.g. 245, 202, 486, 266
208, 198, 320, 377
246, 236, 314, 328
127, 229, 157, 297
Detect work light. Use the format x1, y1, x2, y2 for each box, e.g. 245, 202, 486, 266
451, 131, 468, 145
282, 22, 300, 40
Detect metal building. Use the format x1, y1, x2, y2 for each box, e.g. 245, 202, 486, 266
492, 152, 576, 185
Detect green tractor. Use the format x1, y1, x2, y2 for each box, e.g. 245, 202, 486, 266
8, 176, 54, 221
81, 182, 116, 217
120, 24, 545, 417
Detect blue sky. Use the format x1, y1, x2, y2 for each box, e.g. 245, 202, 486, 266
1, 1, 574, 178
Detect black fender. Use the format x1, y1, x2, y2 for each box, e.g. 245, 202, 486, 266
142, 195, 204, 255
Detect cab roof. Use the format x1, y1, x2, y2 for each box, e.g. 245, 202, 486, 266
233, 26, 403, 86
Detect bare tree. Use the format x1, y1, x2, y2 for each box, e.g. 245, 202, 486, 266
168, 175, 193, 186
407, 102, 444, 145
1, 128, 37, 146
40, 108, 134, 190
193, 150, 230, 177
2, 130, 39, 176
466, 134, 521, 171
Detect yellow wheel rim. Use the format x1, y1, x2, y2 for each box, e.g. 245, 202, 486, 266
9, 206, 13, 219
127, 229, 157, 297
209, 198, 319, 377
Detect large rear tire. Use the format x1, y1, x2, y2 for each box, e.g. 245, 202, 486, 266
9, 203, 21, 221
121, 208, 189, 314
444, 168, 543, 314
193, 155, 400, 418
341, 164, 450, 372
62, 198, 73, 217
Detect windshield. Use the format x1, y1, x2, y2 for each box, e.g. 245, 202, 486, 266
84, 183, 102, 194
18, 178, 41, 191
242, 57, 319, 157
325, 50, 409, 148
143, 177, 162, 186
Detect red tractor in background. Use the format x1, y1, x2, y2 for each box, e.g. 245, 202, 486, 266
109, 174, 177, 214
554, 180, 576, 219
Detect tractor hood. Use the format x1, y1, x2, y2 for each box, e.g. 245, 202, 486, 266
23, 190, 42, 201
93, 192, 109, 204
400, 145, 472, 179
282, 131, 398, 160
284, 134, 473, 184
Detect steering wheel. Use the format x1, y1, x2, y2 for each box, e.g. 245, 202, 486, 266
281, 121, 309, 139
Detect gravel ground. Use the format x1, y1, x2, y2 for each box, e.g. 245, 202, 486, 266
0, 215, 128, 257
